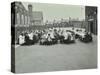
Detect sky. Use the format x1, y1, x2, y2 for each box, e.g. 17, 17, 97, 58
22, 2, 85, 22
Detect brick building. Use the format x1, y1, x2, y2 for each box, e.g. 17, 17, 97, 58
85, 6, 97, 35
11, 2, 43, 44
11, 2, 43, 26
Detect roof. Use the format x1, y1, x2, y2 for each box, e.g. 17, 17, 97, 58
32, 11, 43, 21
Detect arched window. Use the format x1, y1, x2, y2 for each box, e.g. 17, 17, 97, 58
25, 16, 27, 25
21, 14, 24, 25
17, 13, 20, 24
28, 16, 30, 25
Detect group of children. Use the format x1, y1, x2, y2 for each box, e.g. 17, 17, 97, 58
18, 28, 93, 46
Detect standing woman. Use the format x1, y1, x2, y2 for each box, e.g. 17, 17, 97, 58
18, 33, 25, 45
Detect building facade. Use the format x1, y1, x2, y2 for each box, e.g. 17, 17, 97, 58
11, 2, 30, 26
85, 6, 97, 35
11, 2, 43, 44
11, 2, 43, 26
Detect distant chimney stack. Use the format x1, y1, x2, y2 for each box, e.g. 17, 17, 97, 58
28, 4, 32, 12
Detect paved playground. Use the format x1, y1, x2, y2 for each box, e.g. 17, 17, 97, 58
15, 36, 97, 73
